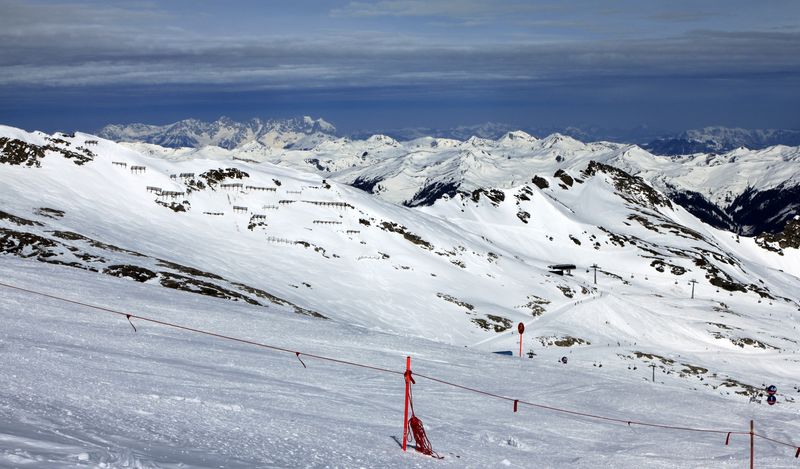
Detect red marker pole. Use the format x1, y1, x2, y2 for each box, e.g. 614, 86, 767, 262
517, 322, 525, 358
750, 420, 754, 469
402, 356, 411, 451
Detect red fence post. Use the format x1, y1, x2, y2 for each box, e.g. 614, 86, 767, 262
402, 356, 411, 452
750, 420, 754, 469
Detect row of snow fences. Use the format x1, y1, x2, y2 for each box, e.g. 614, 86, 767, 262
266, 236, 296, 244
113, 164, 345, 211
1, 279, 798, 464
275, 199, 353, 211
161, 181, 279, 192
145, 184, 296, 202
302, 200, 354, 209
313, 220, 342, 225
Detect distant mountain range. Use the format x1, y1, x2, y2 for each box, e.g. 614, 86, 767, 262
98, 117, 800, 156
351, 123, 665, 146
90, 117, 800, 236
98, 116, 336, 151
642, 127, 800, 155
363, 124, 800, 155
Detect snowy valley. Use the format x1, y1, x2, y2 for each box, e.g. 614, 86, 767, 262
2, 123, 800, 467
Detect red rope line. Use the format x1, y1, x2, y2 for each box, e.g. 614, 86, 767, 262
754, 433, 800, 449
413, 372, 746, 435
0, 281, 782, 442
0, 281, 402, 377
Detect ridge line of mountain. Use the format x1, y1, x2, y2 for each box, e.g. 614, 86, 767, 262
94, 117, 800, 155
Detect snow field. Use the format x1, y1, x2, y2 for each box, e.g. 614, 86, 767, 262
2, 259, 799, 468
2, 124, 800, 467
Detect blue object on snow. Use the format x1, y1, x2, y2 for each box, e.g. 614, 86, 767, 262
492, 351, 513, 356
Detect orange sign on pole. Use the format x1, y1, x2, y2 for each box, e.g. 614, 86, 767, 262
517, 322, 525, 357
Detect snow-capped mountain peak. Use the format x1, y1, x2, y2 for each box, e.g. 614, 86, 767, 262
365, 134, 399, 146
498, 130, 537, 144
98, 116, 338, 151
302, 115, 336, 133
539, 132, 585, 150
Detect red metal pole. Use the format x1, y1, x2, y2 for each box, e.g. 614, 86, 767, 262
519, 331, 523, 358
750, 419, 754, 469
402, 356, 411, 452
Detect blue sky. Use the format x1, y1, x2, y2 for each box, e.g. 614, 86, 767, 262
1, 0, 798, 134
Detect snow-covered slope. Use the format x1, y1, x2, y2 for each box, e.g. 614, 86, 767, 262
116, 126, 800, 236
2, 125, 800, 466
95, 118, 800, 236
4, 258, 799, 468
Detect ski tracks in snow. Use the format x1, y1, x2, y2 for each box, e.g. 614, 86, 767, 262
468, 290, 606, 350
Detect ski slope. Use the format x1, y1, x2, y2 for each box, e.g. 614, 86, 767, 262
1, 125, 800, 467
2, 258, 800, 468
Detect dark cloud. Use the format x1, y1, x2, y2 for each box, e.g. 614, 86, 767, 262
330, 0, 557, 19
3, 1, 798, 86
1, 0, 798, 131
647, 12, 716, 22
2, 24, 798, 88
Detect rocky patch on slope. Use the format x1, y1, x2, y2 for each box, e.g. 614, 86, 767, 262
0, 209, 325, 318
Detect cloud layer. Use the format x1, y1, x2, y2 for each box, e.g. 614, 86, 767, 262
1, 0, 798, 131
2, 1, 797, 88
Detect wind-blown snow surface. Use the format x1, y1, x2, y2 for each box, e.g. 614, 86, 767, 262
2, 125, 800, 467
2, 259, 800, 468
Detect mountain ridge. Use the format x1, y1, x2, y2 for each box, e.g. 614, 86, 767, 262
103, 121, 800, 237
2, 123, 800, 466
97, 117, 800, 154
643, 126, 800, 156
98, 116, 337, 151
